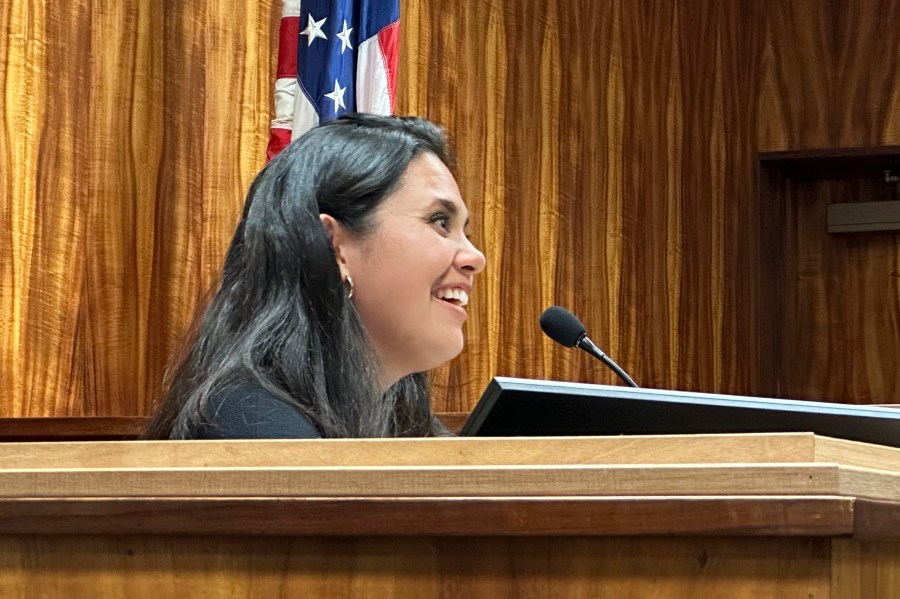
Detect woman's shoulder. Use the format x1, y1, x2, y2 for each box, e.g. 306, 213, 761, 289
180, 380, 322, 440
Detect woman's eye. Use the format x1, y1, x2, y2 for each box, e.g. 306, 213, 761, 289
430, 214, 450, 231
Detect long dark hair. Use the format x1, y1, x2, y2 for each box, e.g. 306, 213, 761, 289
145, 114, 452, 439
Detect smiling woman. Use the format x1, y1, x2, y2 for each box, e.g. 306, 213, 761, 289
324, 152, 485, 388
144, 114, 485, 440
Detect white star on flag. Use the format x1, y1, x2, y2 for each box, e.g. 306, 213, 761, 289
336, 20, 354, 53
301, 14, 327, 47
266, 0, 402, 160
324, 79, 347, 112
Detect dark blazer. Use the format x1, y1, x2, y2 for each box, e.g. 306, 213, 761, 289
176, 382, 322, 439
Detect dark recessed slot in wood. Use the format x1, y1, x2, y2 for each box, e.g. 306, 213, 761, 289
756, 146, 900, 404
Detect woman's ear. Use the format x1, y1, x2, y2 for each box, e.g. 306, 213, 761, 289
320, 214, 349, 269
319, 214, 338, 243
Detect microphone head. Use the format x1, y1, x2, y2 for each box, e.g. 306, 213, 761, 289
540, 306, 587, 347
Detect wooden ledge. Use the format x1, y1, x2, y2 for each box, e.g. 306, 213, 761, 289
0, 496, 859, 537
0, 434, 895, 538
853, 498, 900, 541
0, 413, 471, 441
0, 417, 149, 441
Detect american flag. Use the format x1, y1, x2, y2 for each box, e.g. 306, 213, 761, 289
267, 0, 400, 160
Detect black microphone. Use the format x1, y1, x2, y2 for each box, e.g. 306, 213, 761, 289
540, 306, 639, 387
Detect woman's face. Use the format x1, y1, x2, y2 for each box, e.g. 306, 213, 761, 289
332, 152, 486, 387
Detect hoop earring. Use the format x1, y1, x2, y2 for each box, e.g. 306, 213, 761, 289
343, 275, 354, 299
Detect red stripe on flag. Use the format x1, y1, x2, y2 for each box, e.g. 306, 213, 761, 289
266, 128, 292, 162
377, 22, 400, 112
277, 17, 300, 79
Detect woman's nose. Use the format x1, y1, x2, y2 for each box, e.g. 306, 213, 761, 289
458, 238, 487, 275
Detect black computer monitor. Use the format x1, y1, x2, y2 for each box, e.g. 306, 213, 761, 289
459, 377, 900, 448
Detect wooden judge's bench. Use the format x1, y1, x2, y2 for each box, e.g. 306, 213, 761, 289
0, 433, 898, 597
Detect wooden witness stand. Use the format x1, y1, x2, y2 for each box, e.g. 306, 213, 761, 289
0, 434, 898, 596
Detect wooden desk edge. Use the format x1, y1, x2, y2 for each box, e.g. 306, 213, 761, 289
0, 414, 469, 440
852, 497, 900, 541
0, 495, 864, 538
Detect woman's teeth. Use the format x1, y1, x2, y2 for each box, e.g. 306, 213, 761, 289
435, 288, 469, 307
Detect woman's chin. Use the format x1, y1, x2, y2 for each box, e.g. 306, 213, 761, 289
420, 337, 466, 372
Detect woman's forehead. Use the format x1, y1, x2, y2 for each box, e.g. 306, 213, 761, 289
390, 154, 467, 212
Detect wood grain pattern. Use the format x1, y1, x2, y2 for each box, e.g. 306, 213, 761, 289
399, 0, 772, 408
1, 434, 899, 501
0, 496, 857, 537
832, 539, 900, 598
815, 436, 900, 473
758, 147, 900, 404
3, 0, 900, 419
0, 1, 276, 417
0, 463, 851, 499
0, 432, 823, 469
0, 435, 898, 594
758, 0, 900, 150
854, 499, 900, 542
753, 3, 900, 406
784, 178, 900, 403
0, 536, 831, 598
2, 432, 899, 486
400, 0, 900, 410
1, 434, 897, 538
0, 417, 147, 441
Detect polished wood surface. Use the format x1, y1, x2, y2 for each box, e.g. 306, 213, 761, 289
0, 433, 888, 473
3, 1, 900, 419
0, 414, 463, 441
0, 435, 896, 596
0, 536, 834, 598
0, 436, 898, 597
758, 148, 900, 404
0, 417, 148, 441
0, 463, 867, 499
0, 1, 277, 417
0, 434, 896, 535
0, 433, 888, 470
832, 539, 900, 599
0, 496, 857, 537
758, 0, 900, 150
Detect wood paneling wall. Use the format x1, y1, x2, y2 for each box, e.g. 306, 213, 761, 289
2, 0, 900, 417
758, 0, 900, 150
775, 178, 900, 403
0, 1, 277, 416
409, 0, 772, 408
754, 0, 900, 404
